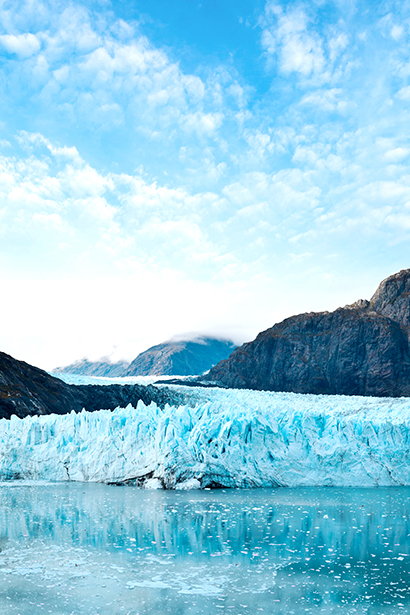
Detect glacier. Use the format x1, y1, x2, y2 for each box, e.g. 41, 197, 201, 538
1, 386, 410, 487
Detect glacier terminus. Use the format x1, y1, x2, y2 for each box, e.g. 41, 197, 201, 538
1, 386, 410, 488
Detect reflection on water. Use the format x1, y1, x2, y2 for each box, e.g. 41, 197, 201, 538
0, 483, 410, 614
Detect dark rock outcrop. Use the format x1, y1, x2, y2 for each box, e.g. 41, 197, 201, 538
123, 337, 236, 377
206, 269, 410, 397
0, 351, 85, 419
74, 383, 185, 414
0, 351, 185, 420
369, 268, 410, 329
53, 358, 130, 378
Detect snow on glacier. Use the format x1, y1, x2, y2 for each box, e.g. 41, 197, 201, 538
1, 387, 410, 487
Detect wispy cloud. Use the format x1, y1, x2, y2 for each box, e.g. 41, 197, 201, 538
0, 0, 246, 169
259, 1, 352, 85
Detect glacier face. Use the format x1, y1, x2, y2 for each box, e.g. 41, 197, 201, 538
1, 387, 410, 488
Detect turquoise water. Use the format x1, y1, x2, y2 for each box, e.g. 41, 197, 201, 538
0, 484, 409, 614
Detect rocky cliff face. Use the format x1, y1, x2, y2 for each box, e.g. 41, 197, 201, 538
0, 351, 84, 419
206, 269, 410, 397
0, 351, 185, 420
123, 337, 236, 377
369, 268, 410, 329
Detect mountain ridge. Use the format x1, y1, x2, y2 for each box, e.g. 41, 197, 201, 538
123, 337, 237, 377
53, 336, 237, 378
53, 358, 130, 378
205, 269, 410, 397
0, 351, 186, 420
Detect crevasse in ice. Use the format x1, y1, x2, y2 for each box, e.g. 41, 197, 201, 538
1, 387, 410, 488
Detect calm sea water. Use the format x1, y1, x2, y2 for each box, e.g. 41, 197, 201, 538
0, 483, 409, 614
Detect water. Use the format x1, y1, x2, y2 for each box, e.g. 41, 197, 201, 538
0, 484, 409, 614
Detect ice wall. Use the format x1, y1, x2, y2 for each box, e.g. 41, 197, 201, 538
1, 389, 410, 488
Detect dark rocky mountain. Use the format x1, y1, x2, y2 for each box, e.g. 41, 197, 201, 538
53, 358, 130, 378
205, 269, 410, 397
0, 351, 84, 419
123, 337, 236, 377
0, 351, 185, 420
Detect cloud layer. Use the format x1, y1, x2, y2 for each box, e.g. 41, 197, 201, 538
1, 0, 410, 367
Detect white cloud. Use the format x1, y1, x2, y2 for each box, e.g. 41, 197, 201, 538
396, 85, 410, 100
300, 88, 352, 113
2, 123, 410, 369
2, 0, 410, 370
292, 143, 329, 166
182, 112, 224, 136
0, 32, 40, 57
19, 131, 83, 164
220, 168, 321, 243
391, 24, 404, 41
0, 269, 293, 370
384, 147, 410, 163
259, 1, 354, 88
261, 4, 325, 76
32, 211, 64, 230
328, 33, 348, 63
40, 5, 102, 56
0, 2, 245, 149
244, 130, 273, 159
281, 32, 324, 75
0, 133, 237, 281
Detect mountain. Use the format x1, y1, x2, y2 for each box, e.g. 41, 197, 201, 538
122, 337, 237, 377
0, 351, 185, 420
205, 269, 410, 397
53, 358, 130, 377
52, 337, 236, 378
0, 351, 85, 419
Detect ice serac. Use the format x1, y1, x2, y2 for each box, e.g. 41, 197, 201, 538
205, 269, 410, 397
1, 389, 410, 487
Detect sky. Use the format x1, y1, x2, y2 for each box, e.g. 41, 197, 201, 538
1, 0, 410, 370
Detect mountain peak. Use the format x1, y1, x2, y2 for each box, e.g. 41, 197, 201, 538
369, 268, 410, 328
123, 337, 236, 377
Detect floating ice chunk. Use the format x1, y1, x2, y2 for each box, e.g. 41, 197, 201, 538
175, 478, 201, 490
144, 478, 163, 490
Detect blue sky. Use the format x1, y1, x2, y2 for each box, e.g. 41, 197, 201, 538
1, 0, 410, 369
